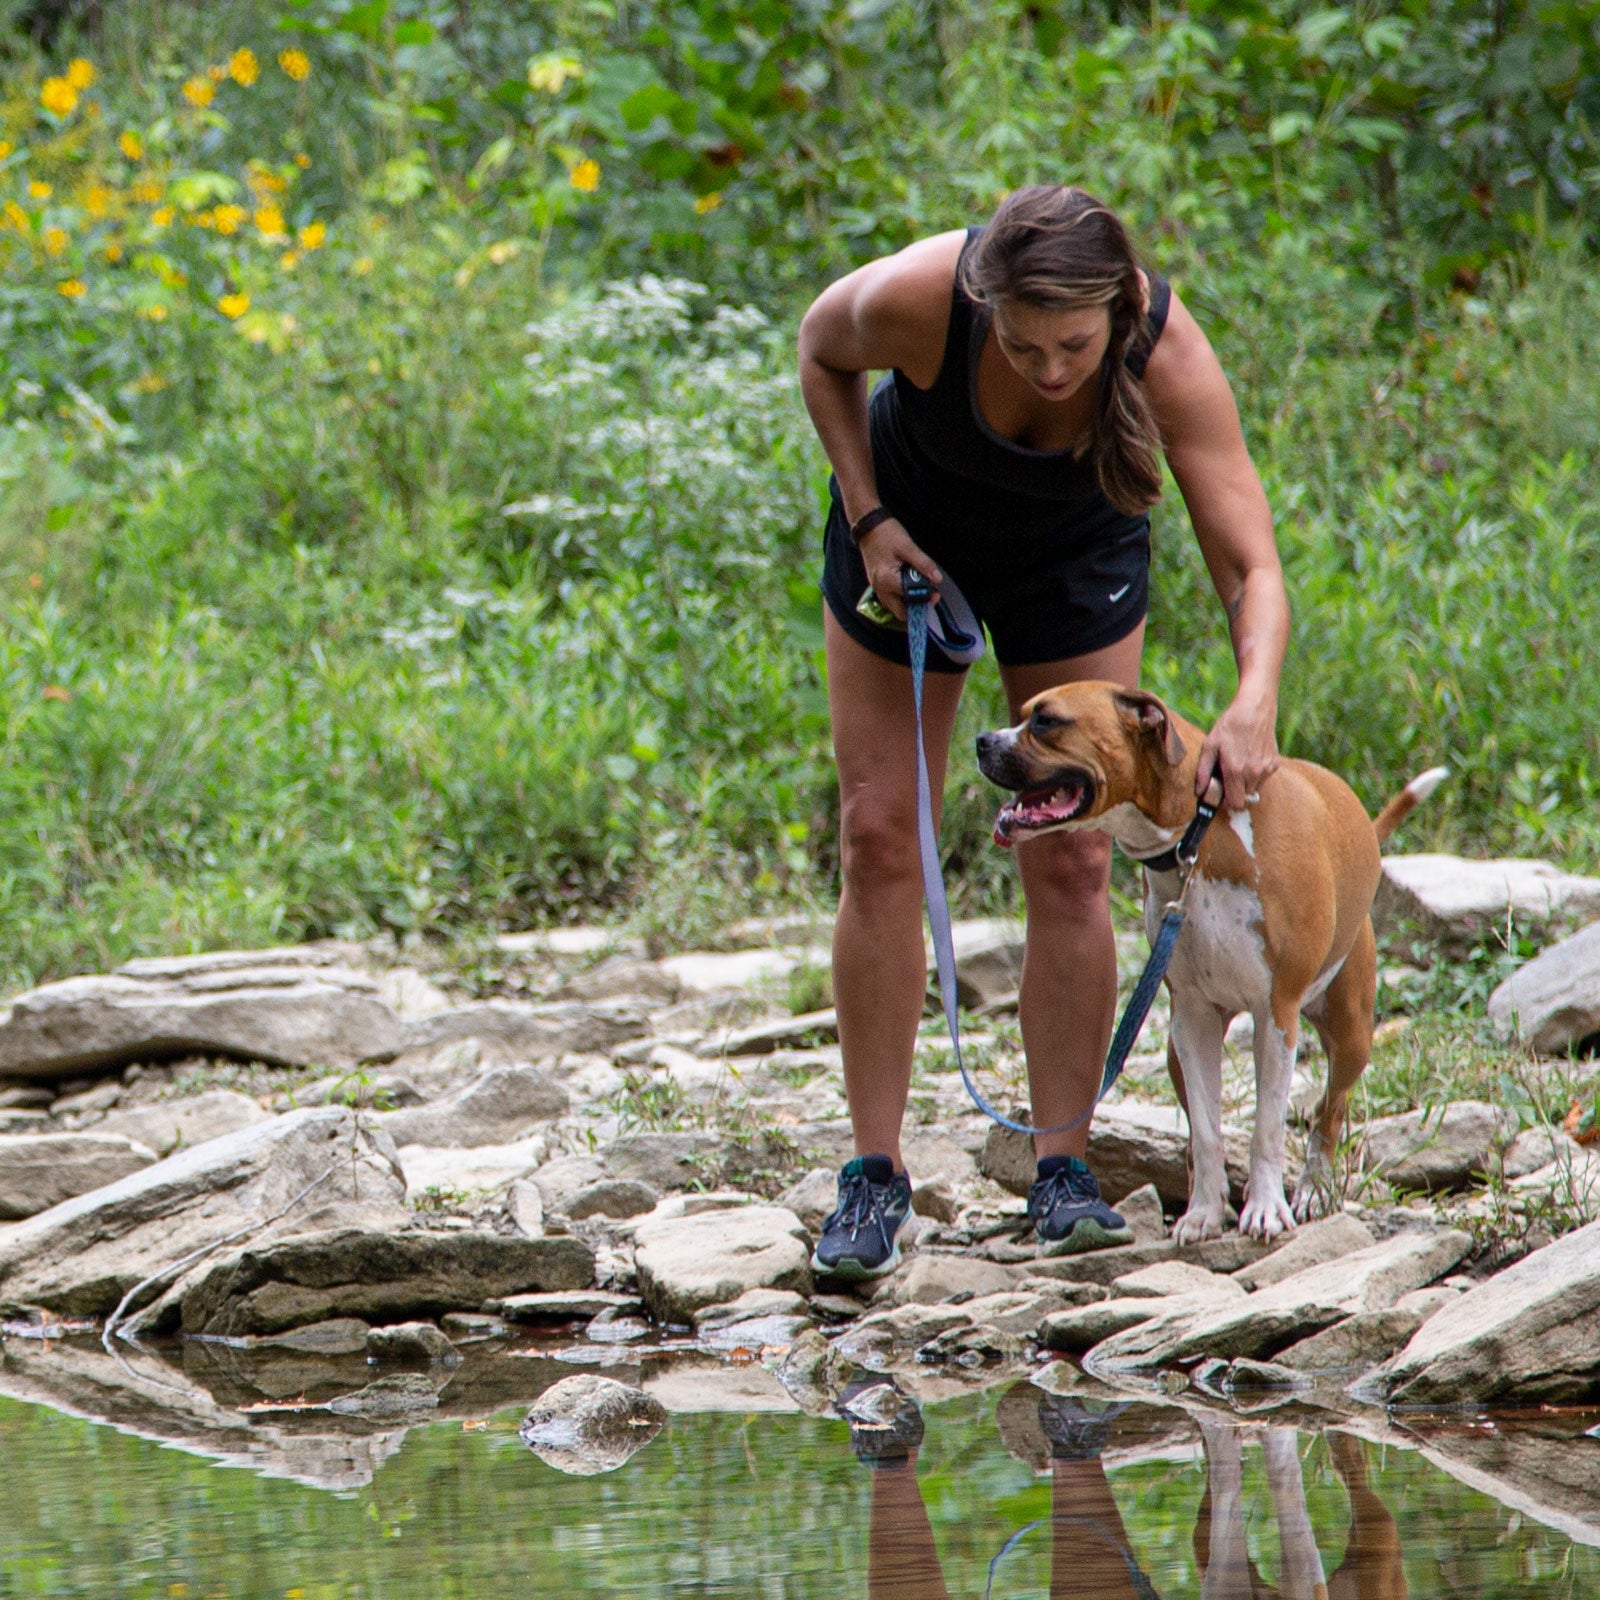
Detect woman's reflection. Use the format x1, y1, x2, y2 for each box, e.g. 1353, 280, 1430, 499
846, 1381, 1407, 1600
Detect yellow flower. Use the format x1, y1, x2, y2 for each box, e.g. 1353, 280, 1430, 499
0, 141, 13, 160
42, 225, 67, 255
207, 64, 227, 81
293, 151, 311, 168
254, 204, 285, 238
297, 219, 325, 250
131, 179, 162, 203
279, 250, 300, 270
486, 240, 518, 265
527, 54, 582, 93
140, 304, 168, 321
66, 58, 95, 90
151, 205, 174, 227
218, 292, 249, 318
119, 130, 144, 160
84, 183, 111, 218
132, 372, 168, 392
105, 241, 123, 261
351, 255, 373, 276
27, 180, 52, 199
182, 78, 215, 108
3, 200, 29, 232
229, 48, 259, 86
56, 278, 86, 298
40, 77, 78, 117
212, 203, 246, 234
569, 158, 600, 193
279, 48, 311, 82
694, 191, 722, 215
191, 209, 214, 228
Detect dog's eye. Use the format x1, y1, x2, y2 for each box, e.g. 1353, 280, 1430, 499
1030, 710, 1067, 733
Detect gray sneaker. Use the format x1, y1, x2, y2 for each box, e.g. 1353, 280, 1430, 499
1027, 1156, 1133, 1255
811, 1155, 913, 1280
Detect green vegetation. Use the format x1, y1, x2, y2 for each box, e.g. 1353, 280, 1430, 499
1, 1, 1599, 985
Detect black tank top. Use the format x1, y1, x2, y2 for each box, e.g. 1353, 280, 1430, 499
864, 226, 1171, 568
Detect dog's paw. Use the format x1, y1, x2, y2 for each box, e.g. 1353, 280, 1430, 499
1239, 1188, 1297, 1241
1173, 1205, 1227, 1244
1291, 1158, 1333, 1222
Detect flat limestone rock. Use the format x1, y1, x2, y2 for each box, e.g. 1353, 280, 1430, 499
633, 1204, 812, 1323
397, 1138, 548, 1200
943, 919, 1025, 1010
884, 1254, 1020, 1308
1502, 1125, 1582, 1181
696, 1009, 839, 1058
1361, 1102, 1512, 1191
0, 958, 402, 1083
95, 1090, 272, 1156
399, 999, 647, 1064
777, 1168, 838, 1232
643, 1358, 799, 1414
954, 1287, 1077, 1336
1380, 1217, 1600, 1405
179, 1226, 596, 1337
376, 1065, 568, 1149
1416, 1424, 1600, 1549
1376, 854, 1600, 951
1232, 1212, 1375, 1292
0, 1107, 407, 1316
1040, 1295, 1212, 1354
1488, 923, 1600, 1055
565, 1179, 660, 1221
599, 1132, 722, 1192
521, 1373, 667, 1475
1111, 1261, 1244, 1301
1087, 1227, 1472, 1371
1274, 1308, 1423, 1372
490, 1290, 640, 1322
0, 1132, 158, 1221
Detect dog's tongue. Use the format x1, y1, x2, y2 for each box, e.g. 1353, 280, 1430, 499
993, 783, 1085, 847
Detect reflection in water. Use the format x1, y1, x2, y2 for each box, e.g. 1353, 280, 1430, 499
863, 1386, 1407, 1600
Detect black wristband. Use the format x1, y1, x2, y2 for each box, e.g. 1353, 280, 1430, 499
848, 506, 894, 546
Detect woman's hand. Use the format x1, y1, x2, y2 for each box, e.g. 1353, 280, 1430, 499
857, 517, 942, 621
1196, 687, 1280, 813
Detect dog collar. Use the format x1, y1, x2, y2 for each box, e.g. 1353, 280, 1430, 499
1129, 796, 1219, 876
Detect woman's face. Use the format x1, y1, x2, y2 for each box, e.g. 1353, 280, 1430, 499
991, 298, 1112, 401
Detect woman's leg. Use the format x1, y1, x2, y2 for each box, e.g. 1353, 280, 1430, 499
827, 608, 967, 1171
997, 623, 1145, 1162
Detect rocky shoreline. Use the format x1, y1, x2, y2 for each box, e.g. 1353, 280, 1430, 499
1, 853, 1599, 1514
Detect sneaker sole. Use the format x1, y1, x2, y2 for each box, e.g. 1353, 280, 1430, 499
810, 1242, 902, 1282
1038, 1219, 1134, 1257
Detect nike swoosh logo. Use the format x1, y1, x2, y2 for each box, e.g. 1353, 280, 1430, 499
1107, 584, 1131, 603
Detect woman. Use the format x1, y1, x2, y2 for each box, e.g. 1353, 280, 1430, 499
796, 185, 1288, 1276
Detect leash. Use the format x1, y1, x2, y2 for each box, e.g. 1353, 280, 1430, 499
902, 564, 1216, 1138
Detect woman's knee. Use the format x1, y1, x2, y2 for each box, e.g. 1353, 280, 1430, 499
1018, 830, 1112, 913
838, 792, 923, 891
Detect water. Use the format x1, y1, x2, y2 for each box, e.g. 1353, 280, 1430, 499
1, 1336, 1598, 1598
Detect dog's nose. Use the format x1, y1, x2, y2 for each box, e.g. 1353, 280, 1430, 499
976, 731, 1000, 758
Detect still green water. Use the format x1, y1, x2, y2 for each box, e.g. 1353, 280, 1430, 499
2, 1374, 1598, 1599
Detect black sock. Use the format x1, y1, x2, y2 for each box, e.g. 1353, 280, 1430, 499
1036, 1155, 1075, 1181
857, 1154, 895, 1185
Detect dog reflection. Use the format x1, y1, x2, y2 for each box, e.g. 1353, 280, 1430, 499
860, 1404, 1406, 1599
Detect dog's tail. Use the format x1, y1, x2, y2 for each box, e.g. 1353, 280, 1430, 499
1372, 765, 1449, 843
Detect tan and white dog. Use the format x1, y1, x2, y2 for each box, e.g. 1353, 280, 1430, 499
976, 682, 1445, 1243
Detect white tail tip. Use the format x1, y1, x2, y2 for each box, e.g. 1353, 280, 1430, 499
1406, 766, 1450, 803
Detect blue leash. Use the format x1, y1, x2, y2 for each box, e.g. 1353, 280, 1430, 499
902, 565, 1215, 1139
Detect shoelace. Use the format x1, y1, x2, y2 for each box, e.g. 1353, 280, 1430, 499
833, 1171, 887, 1245
1030, 1163, 1097, 1218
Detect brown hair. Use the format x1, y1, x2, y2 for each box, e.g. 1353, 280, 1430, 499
961, 185, 1163, 515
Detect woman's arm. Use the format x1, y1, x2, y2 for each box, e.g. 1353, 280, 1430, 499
1145, 292, 1290, 813
796, 233, 963, 617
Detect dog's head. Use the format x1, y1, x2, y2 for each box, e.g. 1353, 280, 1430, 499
976, 681, 1191, 847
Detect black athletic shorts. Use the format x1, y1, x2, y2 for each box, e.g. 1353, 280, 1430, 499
820, 494, 1150, 674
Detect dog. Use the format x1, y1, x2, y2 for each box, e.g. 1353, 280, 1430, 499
976, 681, 1444, 1242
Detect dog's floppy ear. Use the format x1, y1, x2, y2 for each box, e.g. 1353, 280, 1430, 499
1114, 689, 1186, 767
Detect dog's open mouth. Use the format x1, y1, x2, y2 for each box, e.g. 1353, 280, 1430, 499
994, 777, 1093, 847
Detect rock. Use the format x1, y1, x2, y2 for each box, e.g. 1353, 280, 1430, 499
1115, 1183, 1168, 1243
633, 1204, 812, 1323
365, 1321, 461, 1363
251, 1317, 371, 1354
1232, 1212, 1375, 1291
529, 1156, 607, 1210
92, 1091, 274, 1157
775, 1326, 853, 1415
1087, 1227, 1472, 1370
399, 999, 647, 1065
51, 1082, 124, 1117
1026, 1240, 1178, 1286
520, 1373, 666, 1475
559, 957, 681, 1004
506, 1177, 544, 1237
657, 950, 807, 994
696, 1009, 839, 1058
600, 1132, 721, 1192
1489, 922, 1600, 1055
979, 1099, 1250, 1207
0, 951, 402, 1082
778, 1168, 839, 1232
692, 1288, 809, 1331
327, 1372, 443, 1418
1361, 1101, 1511, 1191
374, 966, 454, 1019
911, 1178, 960, 1224
1414, 1422, 1600, 1547
377, 1065, 568, 1148
1274, 1308, 1424, 1372
0, 1111, 47, 1135
916, 1321, 1023, 1367
944, 919, 1024, 1010
440, 1311, 507, 1342
836, 1302, 970, 1366
953, 1288, 1075, 1336
0, 1133, 158, 1220
643, 1359, 798, 1414
885, 1255, 1019, 1307
0, 1107, 407, 1317
178, 1228, 596, 1336
298, 1071, 424, 1110
810, 1292, 868, 1320
1223, 1357, 1305, 1395
1392, 1285, 1462, 1319
397, 1137, 548, 1201
1375, 854, 1600, 952
701, 1312, 814, 1351
1111, 1261, 1244, 1300
1040, 1296, 1204, 1353
563, 1179, 660, 1221
0, 1086, 52, 1109
495, 925, 622, 958
1380, 1218, 1600, 1404
1503, 1125, 1582, 1181
490, 1290, 638, 1322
